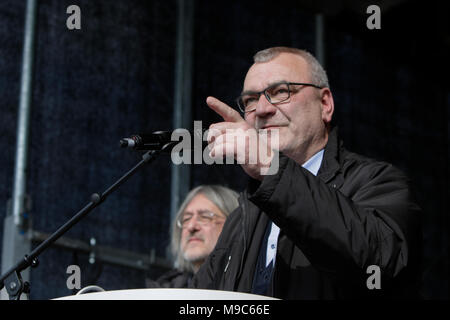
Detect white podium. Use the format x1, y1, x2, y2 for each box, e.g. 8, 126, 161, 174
55, 288, 278, 300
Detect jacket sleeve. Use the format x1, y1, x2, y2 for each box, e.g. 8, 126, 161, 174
248, 155, 422, 286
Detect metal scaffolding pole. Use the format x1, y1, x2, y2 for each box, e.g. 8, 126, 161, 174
1, 0, 38, 300
170, 0, 195, 230
315, 13, 326, 67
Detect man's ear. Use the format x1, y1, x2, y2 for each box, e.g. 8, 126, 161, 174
320, 88, 334, 125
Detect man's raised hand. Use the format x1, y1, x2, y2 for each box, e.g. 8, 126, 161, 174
205, 96, 277, 180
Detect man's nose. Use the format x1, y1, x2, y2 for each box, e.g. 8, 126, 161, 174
255, 94, 277, 118
185, 218, 201, 232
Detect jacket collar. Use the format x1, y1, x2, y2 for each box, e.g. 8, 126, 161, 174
317, 126, 342, 184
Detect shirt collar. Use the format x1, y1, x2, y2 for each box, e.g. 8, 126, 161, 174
302, 149, 324, 176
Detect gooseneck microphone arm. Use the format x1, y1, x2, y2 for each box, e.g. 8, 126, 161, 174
0, 149, 161, 300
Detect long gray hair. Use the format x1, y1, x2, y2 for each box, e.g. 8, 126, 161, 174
171, 185, 240, 272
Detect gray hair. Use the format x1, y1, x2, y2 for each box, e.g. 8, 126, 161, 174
253, 47, 330, 89
171, 185, 240, 272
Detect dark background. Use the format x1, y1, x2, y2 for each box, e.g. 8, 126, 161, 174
0, 0, 448, 299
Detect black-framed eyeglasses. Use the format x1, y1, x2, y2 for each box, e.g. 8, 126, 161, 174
236, 81, 323, 114
176, 211, 225, 229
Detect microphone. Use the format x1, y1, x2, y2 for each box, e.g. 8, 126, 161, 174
119, 129, 206, 152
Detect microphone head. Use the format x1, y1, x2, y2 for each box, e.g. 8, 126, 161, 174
119, 138, 136, 148
119, 139, 128, 148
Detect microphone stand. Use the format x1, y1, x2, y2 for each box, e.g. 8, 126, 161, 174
0, 149, 160, 300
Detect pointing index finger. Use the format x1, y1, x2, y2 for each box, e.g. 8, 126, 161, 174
206, 96, 244, 123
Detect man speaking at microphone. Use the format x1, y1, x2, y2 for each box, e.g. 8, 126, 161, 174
190, 47, 422, 299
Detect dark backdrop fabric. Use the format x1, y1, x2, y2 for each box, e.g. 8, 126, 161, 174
1, 0, 178, 299
0, 0, 23, 245
0, 0, 448, 299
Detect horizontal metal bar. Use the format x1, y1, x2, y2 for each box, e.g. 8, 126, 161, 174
31, 231, 172, 272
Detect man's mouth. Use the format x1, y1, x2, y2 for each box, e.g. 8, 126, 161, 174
259, 125, 285, 132
187, 237, 203, 243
